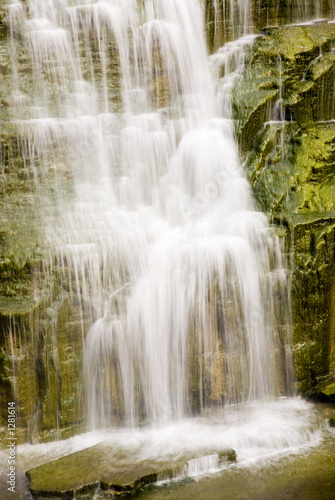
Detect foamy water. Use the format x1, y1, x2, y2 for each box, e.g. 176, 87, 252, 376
4, 399, 322, 480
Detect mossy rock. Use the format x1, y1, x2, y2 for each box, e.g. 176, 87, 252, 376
0, 292, 89, 441
204, 1, 335, 52
247, 123, 335, 217
0, 5, 7, 42
239, 92, 335, 396
26, 443, 236, 498
235, 24, 335, 396
305, 374, 335, 401
234, 23, 335, 154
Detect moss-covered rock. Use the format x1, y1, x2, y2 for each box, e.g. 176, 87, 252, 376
284, 213, 335, 393
246, 126, 335, 393
236, 25, 335, 395
306, 373, 335, 401
234, 23, 335, 153
247, 123, 335, 216
0, 123, 88, 444
0, 289, 89, 446
0, 4, 7, 42
26, 443, 236, 499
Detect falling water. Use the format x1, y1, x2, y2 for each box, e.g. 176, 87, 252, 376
206, 0, 335, 39
7, 0, 295, 431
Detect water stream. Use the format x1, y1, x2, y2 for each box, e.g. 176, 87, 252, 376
4, 0, 333, 495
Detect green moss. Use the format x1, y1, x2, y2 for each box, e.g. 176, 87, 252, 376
0, 6, 7, 43
272, 25, 335, 62
235, 24, 335, 395
0, 296, 39, 316
274, 213, 335, 393
26, 444, 236, 498
234, 24, 335, 154
322, 382, 335, 396
248, 124, 335, 217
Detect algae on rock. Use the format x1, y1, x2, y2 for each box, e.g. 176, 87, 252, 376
234, 23, 335, 396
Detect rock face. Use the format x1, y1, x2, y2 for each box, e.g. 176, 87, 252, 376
205, 0, 335, 51
233, 22, 335, 395
252, 0, 335, 31
0, 118, 87, 442
0, 0, 120, 442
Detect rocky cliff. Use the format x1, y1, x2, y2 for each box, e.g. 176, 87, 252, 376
233, 21, 335, 398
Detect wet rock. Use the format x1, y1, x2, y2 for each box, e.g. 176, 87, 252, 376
246, 125, 335, 394
235, 25, 335, 395
234, 24, 335, 153
305, 375, 335, 402
205, 1, 335, 53
26, 444, 236, 498
0, 294, 88, 442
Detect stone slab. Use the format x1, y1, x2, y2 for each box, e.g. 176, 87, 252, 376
26, 443, 236, 498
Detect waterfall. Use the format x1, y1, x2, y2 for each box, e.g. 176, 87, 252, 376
206, 1, 335, 44
7, 0, 294, 431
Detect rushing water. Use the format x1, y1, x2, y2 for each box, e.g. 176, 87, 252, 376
0, 399, 328, 499
10, 0, 292, 426
12, 0, 295, 428
5, 0, 332, 493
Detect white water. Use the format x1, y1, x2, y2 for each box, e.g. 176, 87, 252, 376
8, 0, 294, 431
1, 399, 325, 486
210, 0, 252, 40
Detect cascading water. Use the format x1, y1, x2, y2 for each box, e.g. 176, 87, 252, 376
5, 0, 331, 493
9, 0, 293, 428
206, 0, 335, 41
